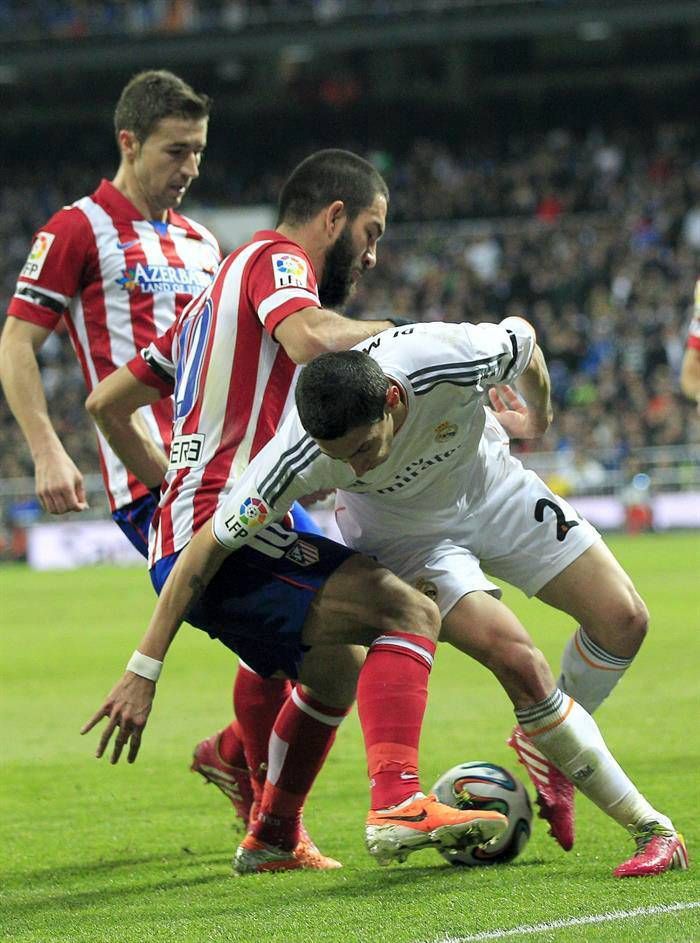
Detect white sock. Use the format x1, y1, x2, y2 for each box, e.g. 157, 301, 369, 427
516, 690, 672, 832
557, 627, 633, 713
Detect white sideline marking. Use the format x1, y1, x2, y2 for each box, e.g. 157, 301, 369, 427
427, 902, 700, 943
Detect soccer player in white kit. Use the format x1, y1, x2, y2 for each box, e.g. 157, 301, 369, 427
82, 152, 510, 874
201, 317, 687, 878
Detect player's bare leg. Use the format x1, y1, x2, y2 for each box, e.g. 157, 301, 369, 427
537, 541, 649, 713
441, 591, 685, 874
441, 591, 575, 849
236, 556, 506, 872
506, 541, 647, 848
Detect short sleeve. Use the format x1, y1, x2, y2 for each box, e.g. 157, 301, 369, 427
495, 316, 537, 383
246, 241, 322, 336
7, 207, 94, 331
438, 317, 535, 389
127, 321, 178, 396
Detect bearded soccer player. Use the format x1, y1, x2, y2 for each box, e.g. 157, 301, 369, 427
133, 320, 686, 878
0, 71, 342, 867
81, 149, 508, 874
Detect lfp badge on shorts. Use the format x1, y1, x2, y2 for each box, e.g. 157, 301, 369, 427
239, 497, 269, 527
272, 253, 308, 289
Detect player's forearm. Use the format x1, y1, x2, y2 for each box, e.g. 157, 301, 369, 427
138, 523, 230, 661
323, 312, 400, 349
94, 410, 167, 488
0, 333, 66, 460
87, 367, 168, 487
516, 345, 553, 436
279, 308, 394, 363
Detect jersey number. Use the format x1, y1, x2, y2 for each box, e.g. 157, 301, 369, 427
175, 298, 213, 421
534, 497, 579, 542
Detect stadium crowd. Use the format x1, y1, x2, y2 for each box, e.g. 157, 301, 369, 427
1, 123, 698, 491
1, 0, 586, 41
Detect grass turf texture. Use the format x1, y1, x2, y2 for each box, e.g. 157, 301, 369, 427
1, 532, 698, 943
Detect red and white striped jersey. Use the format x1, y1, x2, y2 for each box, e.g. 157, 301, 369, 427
7, 179, 221, 511
127, 230, 322, 564
687, 279, 700, 351
210, 318, 536, 552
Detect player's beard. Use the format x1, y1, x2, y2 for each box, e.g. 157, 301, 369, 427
318, 226, 356, 309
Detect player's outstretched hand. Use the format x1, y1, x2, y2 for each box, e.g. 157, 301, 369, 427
81, 673, 155, 764
488, 384, 537, 438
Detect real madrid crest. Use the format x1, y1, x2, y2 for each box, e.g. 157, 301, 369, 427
434, 421, 458, 442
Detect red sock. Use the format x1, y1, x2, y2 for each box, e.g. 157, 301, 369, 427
233, 663, 292, 804
357, 632, 436, 811
250, 685, 349, 850
217, 719, 247, 768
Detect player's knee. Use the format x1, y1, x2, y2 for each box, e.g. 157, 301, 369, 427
369, 571, 440, 642
325, 645, 364, 706
298, 645, 364, 709
627, 591, 649, 646
492, 639, 554, 706
593, 585, 649, 654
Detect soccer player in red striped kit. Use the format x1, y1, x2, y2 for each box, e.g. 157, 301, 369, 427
81, 149, 508, 873
1, 70, 218, 521
0, 74, 382, 868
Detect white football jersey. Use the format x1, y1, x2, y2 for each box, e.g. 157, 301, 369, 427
213, 318, 535, 550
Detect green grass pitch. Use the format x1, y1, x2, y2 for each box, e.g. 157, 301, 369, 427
1, 532, 698, 943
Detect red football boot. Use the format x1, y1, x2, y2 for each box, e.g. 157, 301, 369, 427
191, 732, 254, 827
508, 725, 575, 851
613, 824, 688, 878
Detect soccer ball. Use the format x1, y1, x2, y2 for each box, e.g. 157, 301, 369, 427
431, 761, 532, 866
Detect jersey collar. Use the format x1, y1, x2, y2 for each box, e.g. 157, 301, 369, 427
94, 179, 180, 228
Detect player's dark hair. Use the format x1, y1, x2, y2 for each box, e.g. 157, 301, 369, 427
296, 350, 389, 440
277, 149, 389, 226
114, 70, 211, 143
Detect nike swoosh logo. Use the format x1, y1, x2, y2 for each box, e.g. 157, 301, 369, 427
117, 239, 138, 250
380, 810, 428, 823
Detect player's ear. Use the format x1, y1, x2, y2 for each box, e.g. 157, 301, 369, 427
118, 129, 139, 162
385, 384, 401, 410
324, 200, 346, 237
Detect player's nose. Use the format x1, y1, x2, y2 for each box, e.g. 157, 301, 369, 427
362, 246, 377, 269
183, 152, 200, 178
350, 457, 370, 477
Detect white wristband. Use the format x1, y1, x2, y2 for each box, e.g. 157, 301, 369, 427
126, 650, 163, 682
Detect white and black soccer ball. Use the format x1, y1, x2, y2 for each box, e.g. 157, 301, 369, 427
431, 761, 532, 866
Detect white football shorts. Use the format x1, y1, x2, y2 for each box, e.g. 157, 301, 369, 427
336, 435, 600, 618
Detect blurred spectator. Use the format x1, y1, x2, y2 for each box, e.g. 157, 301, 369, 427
1, 121, 698, 484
